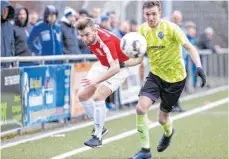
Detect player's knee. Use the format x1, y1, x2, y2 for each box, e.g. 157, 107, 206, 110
78, 90, 90, 102
158, 118, 167, 125
93, 95, 106, 102
136, 103, 148, 115
93, 86, 111, 101
158, 113, 169, 125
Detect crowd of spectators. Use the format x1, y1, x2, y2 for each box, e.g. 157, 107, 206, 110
1, 0, 220, 67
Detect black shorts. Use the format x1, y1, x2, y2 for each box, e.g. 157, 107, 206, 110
139, 72, 186, 113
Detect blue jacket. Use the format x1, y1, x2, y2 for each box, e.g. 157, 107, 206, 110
27, 6, 63, 56
1, 1, 15, 58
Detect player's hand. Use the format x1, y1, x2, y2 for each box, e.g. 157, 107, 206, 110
195, 67, 206, 88
81, 78, 96, 88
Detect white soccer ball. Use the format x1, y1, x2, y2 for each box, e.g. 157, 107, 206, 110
120, 32, 147, 58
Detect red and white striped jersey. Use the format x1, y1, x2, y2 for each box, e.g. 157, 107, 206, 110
88, 28, 129, 67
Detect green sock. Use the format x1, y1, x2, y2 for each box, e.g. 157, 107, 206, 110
137, 114, 150, 149
161, 119, 173, 137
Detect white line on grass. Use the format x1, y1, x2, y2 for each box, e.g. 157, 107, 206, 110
50, 98, 228, 159
1, 86, 227, 149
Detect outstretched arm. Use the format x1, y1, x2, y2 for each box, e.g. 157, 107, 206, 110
184, 41, 206, 87
120, 56, 144, 68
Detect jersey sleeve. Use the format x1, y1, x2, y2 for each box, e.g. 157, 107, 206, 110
173, 24, 188, 46
101, 41, 118, 64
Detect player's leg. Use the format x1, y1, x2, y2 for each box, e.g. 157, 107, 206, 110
129, 72, 160, 159
78, 86, 97, 121
77, 62, 101, 122
128, 96, 153, 159
93, 85, 112, 138
84, 67, 130, 148
78, 62, 109, 138
78, 86, 108, 138
84, 84, 112, 148
157, 78, 186, 152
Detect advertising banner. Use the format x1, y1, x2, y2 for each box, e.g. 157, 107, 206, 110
1, 68, 22, 132
21, 65, 71, 126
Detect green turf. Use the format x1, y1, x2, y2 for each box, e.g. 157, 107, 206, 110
69, 104, 228, 159
1, 90, 228, 159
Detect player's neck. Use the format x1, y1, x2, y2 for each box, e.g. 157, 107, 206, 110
150, 19, 162, 29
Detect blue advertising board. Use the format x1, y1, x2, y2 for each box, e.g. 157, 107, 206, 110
21, 65, 71, 126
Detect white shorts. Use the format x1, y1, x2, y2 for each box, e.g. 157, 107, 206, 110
87, 62, 130, 92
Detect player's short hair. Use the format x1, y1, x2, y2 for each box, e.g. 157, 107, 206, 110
142, 0, 161, 11
75, 17, 95, 30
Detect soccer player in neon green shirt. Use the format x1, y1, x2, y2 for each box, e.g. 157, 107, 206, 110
122, 1, 206, 158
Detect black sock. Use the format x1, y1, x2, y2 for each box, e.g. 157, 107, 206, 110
141, 148, 151, 152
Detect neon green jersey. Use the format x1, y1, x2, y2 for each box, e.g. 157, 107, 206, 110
139, 20, 188, 83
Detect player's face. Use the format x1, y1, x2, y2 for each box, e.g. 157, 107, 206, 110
143, 6, 161, 28
78, 27, 97, 46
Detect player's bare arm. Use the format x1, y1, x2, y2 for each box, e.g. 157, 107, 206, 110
81, 59, 120, 87
95, 59, 120, 83
183, 41, 202, 68
183, 41, 206, 87
122, 56, 144, 67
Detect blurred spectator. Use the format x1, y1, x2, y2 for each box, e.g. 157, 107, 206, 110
90, 8, 101, 24
198, 27, 218, 53
14, 6, 32, 57
172, 10, 185, 112
107, 11, 118, 30
185, 21, 198, 87
129, 19, 138, 32
27, 5, 63, 58
60, 7, 81, 54
113, 21, 130, 39
1, 0, 15, 60
99, 15, 111, 31
28, 10, 39, 28
79, 9, 89, 18
172, 10, 185, 31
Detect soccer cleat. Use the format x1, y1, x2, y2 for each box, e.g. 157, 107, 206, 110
128, 148, 152, 159
84, 135, 102, 148
91, 127, 109, 137
157, 128, 175, 152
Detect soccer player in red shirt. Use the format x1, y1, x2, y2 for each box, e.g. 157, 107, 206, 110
75, 18, 143, 148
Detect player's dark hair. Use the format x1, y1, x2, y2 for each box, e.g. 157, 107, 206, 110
75, 17, 95, 30
142, 0, 161, 11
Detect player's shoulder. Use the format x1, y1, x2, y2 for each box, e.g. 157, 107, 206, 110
139, 22, 148, 31
138, 22, 149, 36
160, 20, 177, 29
96, 27, 117, 43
